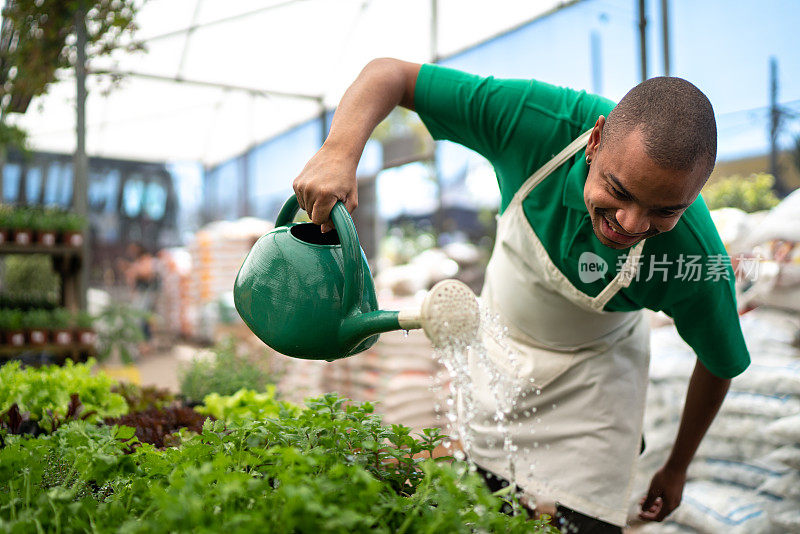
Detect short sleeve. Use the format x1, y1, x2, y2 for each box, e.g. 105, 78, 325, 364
414, 63, 531, 162
413, 64, 614, 204
664, 281, 751, 379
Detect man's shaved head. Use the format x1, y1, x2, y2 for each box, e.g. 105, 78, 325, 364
601, 76, 717, 179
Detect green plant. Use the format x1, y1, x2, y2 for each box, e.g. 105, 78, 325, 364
0, 308, 24, 330
6, 206, 32, 230
50, 307, 71, 329
74, 309, 94, 330
0, 359, 128, 431
95, 303, 149, 363
703, 173, 781, 213
21, 308, 50, 329
179, 338, 275, 402
0, 395, 555, 533
25, 206, 59, 231
1, 254, 61, 305
55, 210, 87, 233
0, 204, 13, 228
198, 386, 300, 423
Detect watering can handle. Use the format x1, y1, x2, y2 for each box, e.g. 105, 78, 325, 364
274, 195, 364, 319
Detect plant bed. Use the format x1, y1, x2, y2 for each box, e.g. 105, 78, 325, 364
0, 392, 555, 533
0, 359, 127, 431
0, 363, 556, 533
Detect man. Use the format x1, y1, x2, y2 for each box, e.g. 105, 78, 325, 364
293, 59, 750, 532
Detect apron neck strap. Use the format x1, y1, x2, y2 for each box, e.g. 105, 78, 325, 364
505, 127, 649, 311
592, 239, 647, 310
511, 128, 593, 208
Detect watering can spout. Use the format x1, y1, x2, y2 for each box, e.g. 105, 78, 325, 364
338, 310, 402, 353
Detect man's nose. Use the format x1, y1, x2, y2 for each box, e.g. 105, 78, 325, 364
615, 207, 650, 235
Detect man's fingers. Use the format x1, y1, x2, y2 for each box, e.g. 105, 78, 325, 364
641, 490, 658, 512
344, 193, 358, 214
638, 496, 663, 522
292, 181, 306, 212
310, 196, 338, 230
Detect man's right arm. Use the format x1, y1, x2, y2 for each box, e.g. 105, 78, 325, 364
293, 58, 421, 232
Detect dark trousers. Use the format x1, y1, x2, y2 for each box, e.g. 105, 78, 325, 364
475, 465, 623, 534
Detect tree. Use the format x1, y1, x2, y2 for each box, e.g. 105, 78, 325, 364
0, 0, 143, 170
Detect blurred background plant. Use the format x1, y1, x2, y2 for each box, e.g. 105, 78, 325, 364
94, 302, 150, 364
703, 173, 781, 213
179, 337, 276, 403
0, 254, 60, 308
197, 386, 299, 423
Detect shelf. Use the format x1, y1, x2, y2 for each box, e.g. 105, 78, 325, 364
0, 243, 83, 256
0, 343, 96, 356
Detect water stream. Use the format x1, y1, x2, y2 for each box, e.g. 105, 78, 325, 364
432, 300, 531, 512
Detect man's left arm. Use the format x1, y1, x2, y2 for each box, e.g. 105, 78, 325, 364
639, 358, 730, 521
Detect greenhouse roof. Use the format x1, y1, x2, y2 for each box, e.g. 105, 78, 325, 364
6, 0, 575, 166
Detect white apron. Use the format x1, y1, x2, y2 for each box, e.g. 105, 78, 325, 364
466, 129, 650, 527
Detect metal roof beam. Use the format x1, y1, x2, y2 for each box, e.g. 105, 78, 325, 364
88, 69, 324, 102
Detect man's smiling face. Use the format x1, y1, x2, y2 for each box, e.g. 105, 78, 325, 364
583, 116, 708, 250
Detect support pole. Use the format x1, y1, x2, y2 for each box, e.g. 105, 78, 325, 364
74, 3, 89, 310
769, 56, 788, 196
661, 0, 670, 76
431, 0, 443, 238
638, 0, 647, 82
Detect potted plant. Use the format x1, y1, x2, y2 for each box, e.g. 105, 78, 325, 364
8, 206, 33, 245
74, 310, 96, 345
51, 308, 73, 345
31, 207, 59, 246
57, 211, 86, 247
23, 308, 51, 345
0, 308, 27, 346
0, 204, 12, 244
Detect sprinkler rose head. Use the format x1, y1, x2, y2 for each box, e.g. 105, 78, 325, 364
420, 279, 481, 348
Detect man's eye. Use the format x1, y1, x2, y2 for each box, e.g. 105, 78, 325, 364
606, 185, 626, 200
656, 209, 677, 217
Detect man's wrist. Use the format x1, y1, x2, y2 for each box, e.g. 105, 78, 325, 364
663, 455, 690, 474
321, 137, 365, 162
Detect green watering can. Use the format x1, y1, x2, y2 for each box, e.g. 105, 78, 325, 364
234, 194, 480, 361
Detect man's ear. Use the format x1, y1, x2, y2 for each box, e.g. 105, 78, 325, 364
586, 116, 605, 162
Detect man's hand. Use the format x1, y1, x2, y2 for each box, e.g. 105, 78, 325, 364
293, 144, 359, 233
638, 465, 686, 521
638, 360, 730, 522
291, 58, 420, 233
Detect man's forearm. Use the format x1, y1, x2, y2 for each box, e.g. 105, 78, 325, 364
293, 58, 421, 229
323, 58, 420, 160
665, 360, 731, 472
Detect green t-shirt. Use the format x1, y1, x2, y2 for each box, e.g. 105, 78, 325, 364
414, 63, 750, 379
